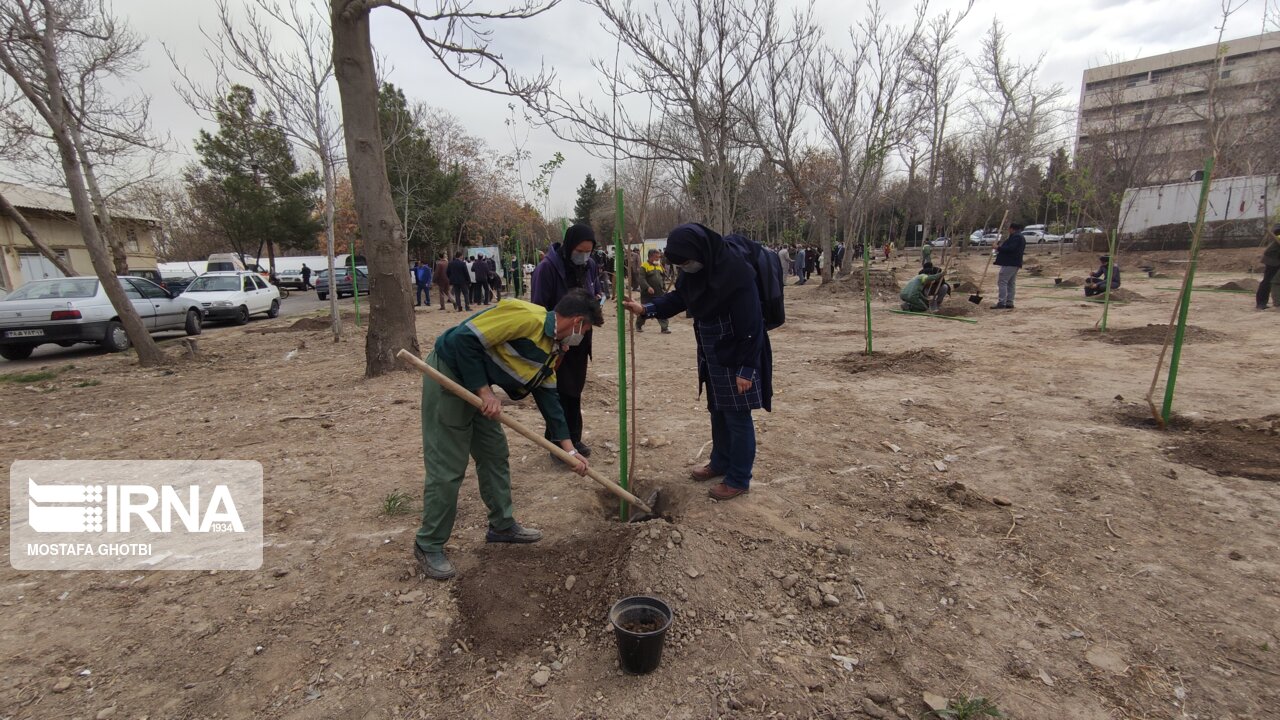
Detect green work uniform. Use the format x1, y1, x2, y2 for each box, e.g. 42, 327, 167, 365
415, 299, 568, 554
900, 273, 939, 313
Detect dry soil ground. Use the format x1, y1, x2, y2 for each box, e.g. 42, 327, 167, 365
1, 246, 1278, 720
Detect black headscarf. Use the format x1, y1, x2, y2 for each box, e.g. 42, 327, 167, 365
664, 223, 753, 320
559, 224, 596, 289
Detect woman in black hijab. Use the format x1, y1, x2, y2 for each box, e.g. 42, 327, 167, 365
623, 223, 773, 501
531, 224, 604, 456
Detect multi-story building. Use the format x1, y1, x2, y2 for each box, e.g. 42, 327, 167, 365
1076, 31, 1280, 184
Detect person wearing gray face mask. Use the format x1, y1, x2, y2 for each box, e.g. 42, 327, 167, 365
622, 223, 775, 503
530, 223, 605, 460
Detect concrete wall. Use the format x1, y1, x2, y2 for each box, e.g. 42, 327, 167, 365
0, 210, 158, 289
1111, 174, 1278, 250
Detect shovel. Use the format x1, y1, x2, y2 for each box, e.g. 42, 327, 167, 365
969, 210, 1009, 305
396, 349, 663, 521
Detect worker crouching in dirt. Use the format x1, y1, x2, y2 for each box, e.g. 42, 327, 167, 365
1084, 256, 1121, 297
622, 223, 773, 501
413, 290, 602, 580
900, 269, 949, 313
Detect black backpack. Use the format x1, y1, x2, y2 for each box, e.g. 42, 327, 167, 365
722, 233, 785, 331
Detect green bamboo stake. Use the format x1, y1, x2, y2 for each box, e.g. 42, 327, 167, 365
350, 248, 360, 326
612, 188, 628, 521
1098, 230, 1119, 332
862, 241, 873, 354
1161, 157, 1215, 425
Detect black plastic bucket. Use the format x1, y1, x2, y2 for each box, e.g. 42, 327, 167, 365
608, 596, 673, 675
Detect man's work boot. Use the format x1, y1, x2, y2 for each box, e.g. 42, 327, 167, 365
486, 522, 543, 544
708, 482, 748, 501
573, 441, 592, 458
690, 464, 724, 482
414, 545, 456, 580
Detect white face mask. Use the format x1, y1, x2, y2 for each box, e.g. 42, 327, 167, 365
679, 260, 704, 273
571, 252, 590, 266
564, 321, 585, 347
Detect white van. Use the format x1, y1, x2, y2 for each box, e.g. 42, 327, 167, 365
206, 253, 247, 273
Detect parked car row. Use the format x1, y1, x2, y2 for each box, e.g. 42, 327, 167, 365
314, 266, 370, 301
0, 276, 204, 360
0, 269, 283, 361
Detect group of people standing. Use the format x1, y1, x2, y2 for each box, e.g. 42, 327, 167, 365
424, 252, 505, 312
411, 221, 775, 580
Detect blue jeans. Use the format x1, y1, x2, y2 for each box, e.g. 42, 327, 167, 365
709, 409, 756, 490
416, 283, 430, 305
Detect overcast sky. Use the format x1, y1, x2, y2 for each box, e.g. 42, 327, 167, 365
25, 0, 1269, 217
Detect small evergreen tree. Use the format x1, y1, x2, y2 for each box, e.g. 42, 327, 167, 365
573, 174, 599, 226
185, 85, 322, 267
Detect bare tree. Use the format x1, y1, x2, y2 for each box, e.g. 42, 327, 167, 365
330, 0, 557, 376
536, 0, 786, 233
0, 0, 165, 365
968, 20, 1070, 207
741, 5, 828, 264
170, 0, 346, 341
0, 0, 165, 277
810, 2, 928, 273
907, 1, 972, 243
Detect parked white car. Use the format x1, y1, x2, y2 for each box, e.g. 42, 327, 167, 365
180, 271, 281, 325
1064, 227, 1105, 241
0, 276, 204, 360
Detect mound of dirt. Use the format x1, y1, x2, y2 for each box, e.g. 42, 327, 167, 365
934, 302, 975, 317
250, 316, 335, 333
829, 268, 901, 300
1058, 276, 1085, 288
1218, 278, 1260, 292
1107, 288, 1147, 302
1080, 324, 1224, 345
1165, 415, 1280, 482
453, 529, 634, 655
832, 348, 954, 375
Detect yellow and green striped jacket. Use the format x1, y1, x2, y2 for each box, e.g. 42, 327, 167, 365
434, 299, 569, 440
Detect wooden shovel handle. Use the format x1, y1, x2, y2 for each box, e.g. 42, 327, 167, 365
395, 349, 653, 514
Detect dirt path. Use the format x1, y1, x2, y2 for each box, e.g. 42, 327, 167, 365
1, 251, 1278, 719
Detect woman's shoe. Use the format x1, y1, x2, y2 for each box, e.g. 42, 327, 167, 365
708, 482, 748, 500
690, 464, 724, 481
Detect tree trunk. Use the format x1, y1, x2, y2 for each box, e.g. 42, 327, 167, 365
320, 146, 343, 342
37, 0, 164, 366
331, 1, 419, 375
67, 120, 129, 274
0, 191, 76, 277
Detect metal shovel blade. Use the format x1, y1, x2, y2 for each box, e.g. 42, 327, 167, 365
968, 293, 983, 305
627, 489, 664, 523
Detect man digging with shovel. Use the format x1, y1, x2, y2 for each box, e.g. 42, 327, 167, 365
412, 289, 601, 580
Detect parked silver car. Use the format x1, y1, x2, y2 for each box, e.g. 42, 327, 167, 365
0, 276, 204, 360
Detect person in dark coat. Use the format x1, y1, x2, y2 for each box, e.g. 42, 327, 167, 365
474, 255, 493, 305
1084, 255, 1121, 297
446, 252, 471, 312
994, 222, 1027, 309
433, 253, 450, 310
1257, 225, 1280, 310
530, 224, 604, 457
622, 223, 773, 502
300, 263, 313, 290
